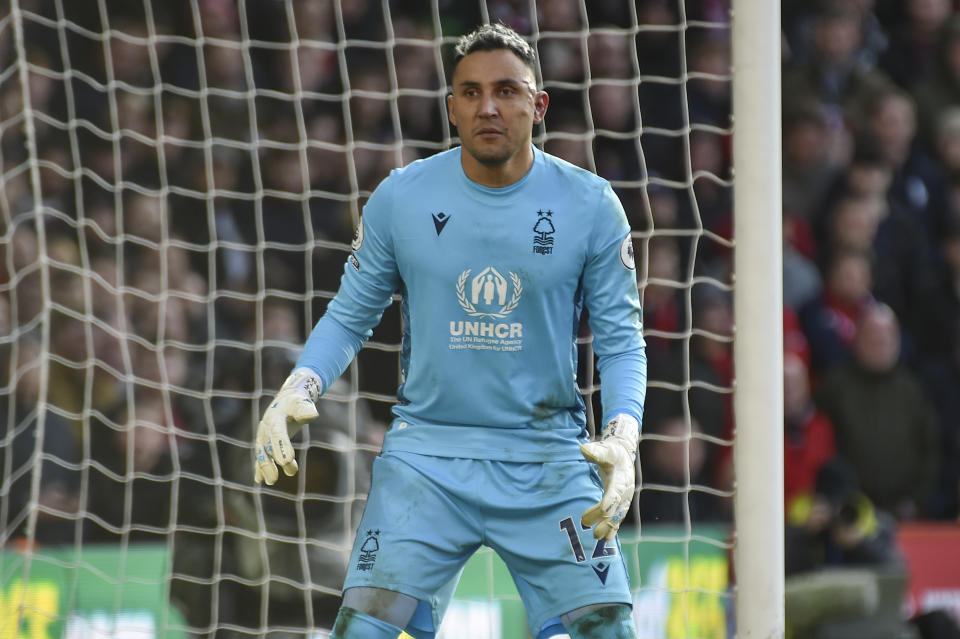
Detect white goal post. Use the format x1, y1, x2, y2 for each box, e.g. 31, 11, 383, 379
732, 0, 785, 636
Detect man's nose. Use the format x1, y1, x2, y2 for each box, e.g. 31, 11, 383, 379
478, 92, 498, 117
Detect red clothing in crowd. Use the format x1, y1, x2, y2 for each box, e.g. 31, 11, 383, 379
784, 409, 837, 507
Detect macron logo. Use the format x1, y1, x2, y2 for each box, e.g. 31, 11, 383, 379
592, 562, 610, 585
432, 212, 451, 235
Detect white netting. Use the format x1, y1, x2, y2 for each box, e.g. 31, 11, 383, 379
0, 0, 734, 636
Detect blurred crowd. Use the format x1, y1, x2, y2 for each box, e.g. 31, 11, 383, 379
0, 0, 959, 635
776, 0, 960, 535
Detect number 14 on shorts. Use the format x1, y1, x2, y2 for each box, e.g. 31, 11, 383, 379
560, 516, 618, 562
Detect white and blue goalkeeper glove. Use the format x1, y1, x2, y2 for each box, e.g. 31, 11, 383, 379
579, 414, 639, 541
254, 367, 323, 485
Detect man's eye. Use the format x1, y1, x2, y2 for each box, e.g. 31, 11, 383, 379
499, 87, 515, 96
464, 88, 479, 97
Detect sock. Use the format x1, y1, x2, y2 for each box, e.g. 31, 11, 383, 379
536, 617, 566, 639
565, 605, 636, 639
331, 606, 406, 639
403, 599, 436, 639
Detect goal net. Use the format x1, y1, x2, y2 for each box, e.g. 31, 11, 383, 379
0, 0, 741, 636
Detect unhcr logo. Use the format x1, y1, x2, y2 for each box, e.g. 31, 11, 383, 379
456, 266, 522, 319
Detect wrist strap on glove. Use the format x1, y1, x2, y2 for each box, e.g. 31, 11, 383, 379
281, 367, 323, 403
599, 413, 639, 458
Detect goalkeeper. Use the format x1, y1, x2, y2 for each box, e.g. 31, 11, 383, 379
253, 23, 646, 639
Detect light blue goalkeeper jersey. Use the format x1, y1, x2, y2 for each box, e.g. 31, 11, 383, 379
297, 146, 646, 462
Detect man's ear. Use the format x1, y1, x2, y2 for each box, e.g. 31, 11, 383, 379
447, 94, 456, 127
533, 90, 549, 125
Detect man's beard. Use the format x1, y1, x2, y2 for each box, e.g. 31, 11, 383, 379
465, 138, 513, 166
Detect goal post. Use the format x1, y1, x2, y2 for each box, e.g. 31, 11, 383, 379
731, 0, 785, 636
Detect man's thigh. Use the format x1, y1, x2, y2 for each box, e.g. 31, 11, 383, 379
343, 453, 632, 636
481, 458, 633, 636
343, 452, 482, 611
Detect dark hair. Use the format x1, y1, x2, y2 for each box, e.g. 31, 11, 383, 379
815, 457, 859, 508
783, 100, 826, 131
453, 23, 536, 75
850, 138, 889, 168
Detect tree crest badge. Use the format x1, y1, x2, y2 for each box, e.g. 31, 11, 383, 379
532, 209, 555, 255
356, 529, 380, 571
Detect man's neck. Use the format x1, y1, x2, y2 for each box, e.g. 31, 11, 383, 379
461, 146, 534, 188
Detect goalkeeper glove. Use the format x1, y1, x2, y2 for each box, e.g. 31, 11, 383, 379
579, 414, 639, 541
254, 367, 323, 485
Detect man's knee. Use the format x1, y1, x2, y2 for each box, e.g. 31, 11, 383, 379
330, 606, 404, 639
341, 587, 418, 628
564, 604, 635, 639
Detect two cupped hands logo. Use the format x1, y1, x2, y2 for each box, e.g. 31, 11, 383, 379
456, 266, 522, 319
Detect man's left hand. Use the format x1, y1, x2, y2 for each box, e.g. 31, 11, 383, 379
579, 414, 639, 541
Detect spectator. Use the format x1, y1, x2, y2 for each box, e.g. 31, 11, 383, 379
197, 0, 241, 40
639, 412, 728, 525
783, 224, 823, 312
923, 213, 960, 360
1, 338, 83, 545
203, 41, 253, 141
307, 110, 353, 201
86, 388, 215, 539
686, 33, 732, 128
782, 2, 889, 119
782, 456, 914, 638
690, 285, 734, 403
861, 86, 954, 244
393, 24, 446, 159
783, 101, 844, 224
537, 0, 584, 84
817, 155, 939, 352
920, 321, 960, 522
683, 287, 736, 492
848, 191, 938, 359
680, 130, 734, 272
913, 16, 960, 151
919, 216, 960, 520
782, 0, 887, 71
878, 0, 954, 90
784, 305, 813, 369
590, 82, 642, 183
543, 110, 591, 171
814, 140, 893, 253
815, 303, 941, 519
46, 305, 126, 436
2, 220, 44, 327
952, 174, 960, 216
638, 235, 686, 363
934, 107, 960, 178
820, 192, 883, 260
784, 353, 836, 508
799, 246, 875, 375
786, 457, 901, 575
634, 0, 686, 179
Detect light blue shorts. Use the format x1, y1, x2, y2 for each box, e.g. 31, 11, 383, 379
342, 451, 632, 636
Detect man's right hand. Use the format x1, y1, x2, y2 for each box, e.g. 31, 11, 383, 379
254, 367, 323, 485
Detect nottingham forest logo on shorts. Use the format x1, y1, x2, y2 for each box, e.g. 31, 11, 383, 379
449, 266, 524, 353
356, 529, 380, 571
